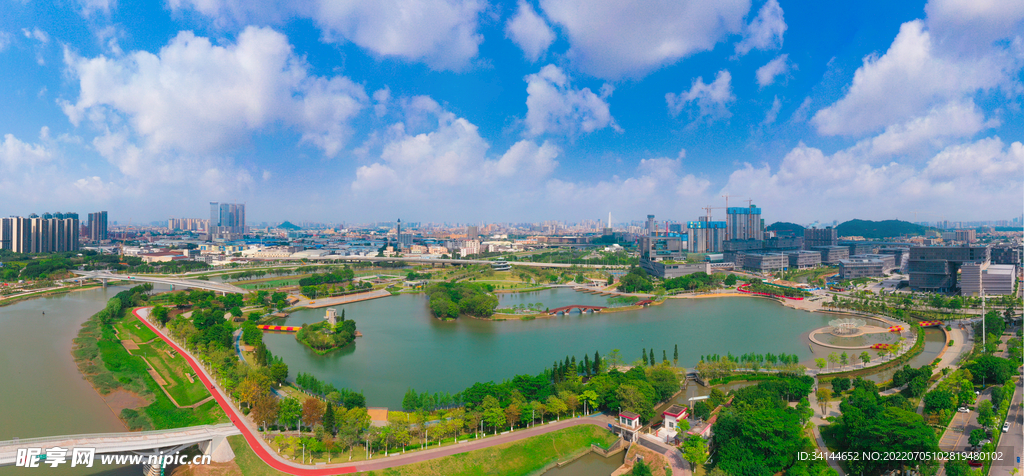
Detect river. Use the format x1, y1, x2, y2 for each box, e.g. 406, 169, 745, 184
0, 286, 137, 475
264, 290, 838, 409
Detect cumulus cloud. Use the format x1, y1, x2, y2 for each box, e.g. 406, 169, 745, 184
845, 99, 994, 161
22, 28, 49, 43
0, 132, 53, 171
169, 0, 486, 71
539, 0, 749, 79
506, 1, 555, 62
79, 0, 115, 16
352, 101, 560, 203
755, 54, 790, 88
812, 17, 1021, 137
721, 135, 1023, 221
61, 26, 367, 157
666, 70, 735, 121
0, 32, 12, 52
925, 0, 1024, 53
735, 0, 786, 55
524, 64, 618, 137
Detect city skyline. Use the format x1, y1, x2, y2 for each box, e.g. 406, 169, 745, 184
0, 0, 1021, 223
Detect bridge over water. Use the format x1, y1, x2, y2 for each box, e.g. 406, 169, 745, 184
0, 423, 239, 474
72, 271, 246, 294
547, 304, 607, 315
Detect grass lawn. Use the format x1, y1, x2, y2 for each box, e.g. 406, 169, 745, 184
226, 435, 287, 476
237, 278, 302, 290
358, 425, 617, 476
118, 319, 160, 343
116, 317, 212, 407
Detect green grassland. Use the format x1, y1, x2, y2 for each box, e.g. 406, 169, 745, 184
359, 425, 617, 476
115, 318, 212, 407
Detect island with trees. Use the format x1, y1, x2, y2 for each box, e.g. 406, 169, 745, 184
425, 282, 499, 319
295, 313, 358, 355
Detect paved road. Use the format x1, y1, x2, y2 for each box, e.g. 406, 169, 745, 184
134, 307, 615, 475
807, 382, 846, 476
988, 378, 1023, 476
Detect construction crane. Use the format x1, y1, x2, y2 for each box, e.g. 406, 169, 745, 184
701, 206, 726, 221
721, 194, 733, 209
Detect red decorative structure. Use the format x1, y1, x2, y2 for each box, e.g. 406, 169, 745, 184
257, 324, 302, 332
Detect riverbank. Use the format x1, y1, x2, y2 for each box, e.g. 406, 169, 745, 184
0, 283, 103, 307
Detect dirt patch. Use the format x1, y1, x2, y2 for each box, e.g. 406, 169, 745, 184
147, 368, 168, 386
103, 389, 150, 416
121, 340, 140, 352
367, 407, 388, 423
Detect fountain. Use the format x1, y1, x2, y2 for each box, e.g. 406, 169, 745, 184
829, 318, 866, 336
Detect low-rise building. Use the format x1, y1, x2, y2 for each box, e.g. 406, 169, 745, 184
812, 246, 850, 265
838, 258, 885, 280
640, 260, 711, 279
961, 262, 1017, 296
786, 250, 821, 269
851, 253, 896, 273
742, 252, 787, 272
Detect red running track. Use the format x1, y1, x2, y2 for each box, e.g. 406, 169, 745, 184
133, 307, 357, 475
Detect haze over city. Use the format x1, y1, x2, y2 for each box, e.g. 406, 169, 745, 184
0, 0, 1021, 223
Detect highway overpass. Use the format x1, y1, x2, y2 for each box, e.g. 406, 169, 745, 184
72, 271, 246, 294
271, 255, 618, 269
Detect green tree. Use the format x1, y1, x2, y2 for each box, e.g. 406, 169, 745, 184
815, 358, 827, 371
923, 389, 956, 414
968, 428, 987, 447
859, 351, 871, 365
692, 401, 711, 421
839, 352, 848, 369
724, 274, 737, 286
279, 398, 302, 431
546, 395, 567, 420
673, 344, 679, 366
977, 400, 994, 429
630, 459, 653, 476
682, 434, 708, 471
323, 402, 336, 435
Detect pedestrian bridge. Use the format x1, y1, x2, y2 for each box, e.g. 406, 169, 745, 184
72, 271, 246, 294
547, 305, 607, 315
0, 423, 240, 469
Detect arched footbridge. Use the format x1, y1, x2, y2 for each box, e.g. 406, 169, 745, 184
0, 424, 240, 473
547, 305, 607, 315
72, 270, 246, 294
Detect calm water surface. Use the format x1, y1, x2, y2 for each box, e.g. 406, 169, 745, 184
265, 290, 836, 408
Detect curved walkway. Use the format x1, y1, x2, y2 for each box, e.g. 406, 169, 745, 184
132, 307, 612, 474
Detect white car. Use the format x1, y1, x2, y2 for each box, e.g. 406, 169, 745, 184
1003, 422, 1010, 433
958, 407, 970, 413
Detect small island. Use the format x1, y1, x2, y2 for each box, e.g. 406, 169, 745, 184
296, 308, 358, 354
425, 282, 499, 319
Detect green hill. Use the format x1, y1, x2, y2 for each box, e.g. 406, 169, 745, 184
835, 219, 928, 239
277, 221, 301, 230
766, 221, 806, 236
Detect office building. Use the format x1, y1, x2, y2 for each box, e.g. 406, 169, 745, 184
990, 245, 1022, 266
726, 205, 763, 241
954, 229, 977, 243
850, 254, 896, 273
639, 234, 688, 278
843, 242, 878, 256
763, 236, 803, 252
87, 211, 108, 242
0, 213, 79, 253
960, 262, 1016, 296
803, 227, 837, 249
466, 225, 479, 239
687, 217, 726, 253
838, 258, 885, 280
741, 252, 787, 273
876, 247, 910, 274
908, 245, 989, 292
786, 250, 822, 269
209, 202, 245, 237
812, 246, 850, 265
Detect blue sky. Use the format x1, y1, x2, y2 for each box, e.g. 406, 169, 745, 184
0, 0, 1021, 225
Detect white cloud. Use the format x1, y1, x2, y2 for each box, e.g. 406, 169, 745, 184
666, 70, 735, 121
168, 0, 486, 71
790, 96, 812, 122
735, 0, 786, 55
352, 101, 560, 202
79, 0, 115, 16
721, 136, 1023, 221
62, 26, 367, 157
762, 96, 781, 125
0, 133, 53, 171
524, 64, 618, 137
506, 1, 555, 62
811, 18, 1020, 137
846, 99, 994, 160
755, 54, 790, 88
0, 32, 12, 52
312, 0, 486, 71
539, 0, 750, 79
925, 0, 1024, 53
22, 28, 49, 43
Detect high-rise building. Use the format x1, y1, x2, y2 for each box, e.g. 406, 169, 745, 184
208, 202, 246, 236
646, 215, 656, 236
0, 213, 79, 253
87, 211, 108, 242
168, 218, 209, 232
726, 205, 762, 241
687, 217, 727, 253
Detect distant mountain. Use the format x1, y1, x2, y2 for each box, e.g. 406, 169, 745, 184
836, 219, 927, 239
766, 221, 806, 236
277, 221, 301, 230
